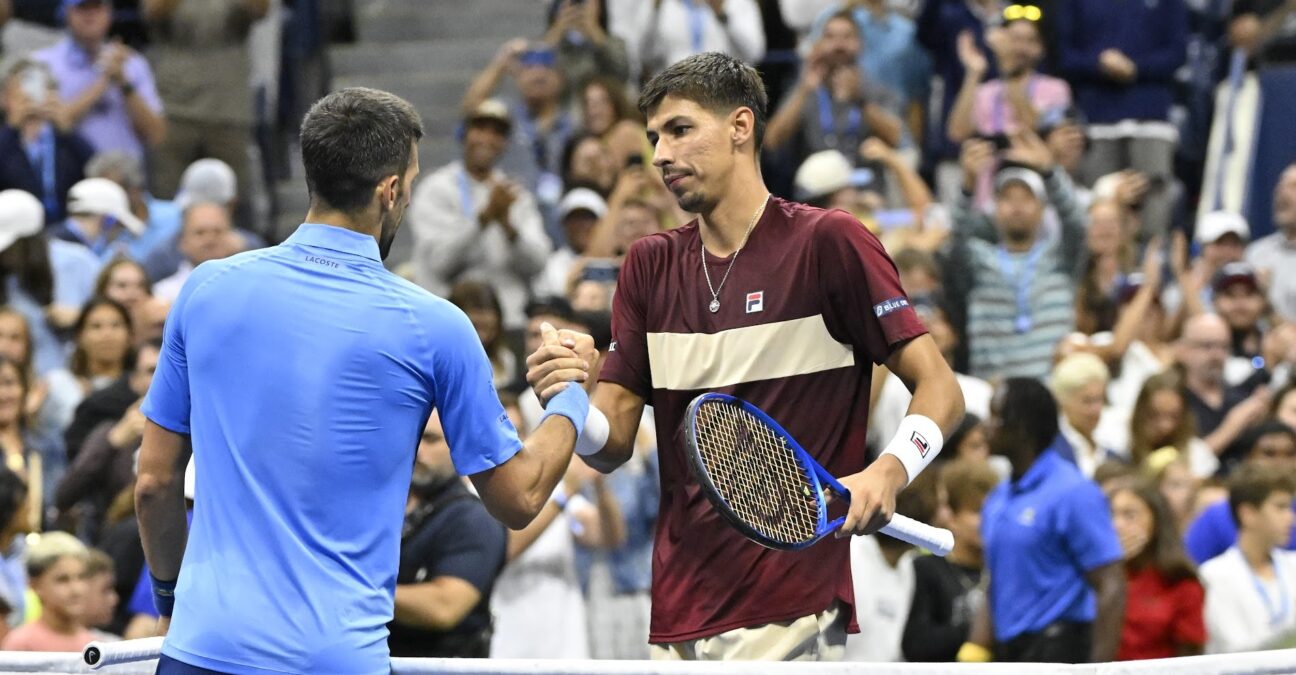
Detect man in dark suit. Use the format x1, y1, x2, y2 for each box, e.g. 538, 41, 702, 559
0, 59, 94, 224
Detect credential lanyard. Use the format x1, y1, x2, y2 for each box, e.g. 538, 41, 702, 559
817, 87, 861, 148
997, 242, 1045, 334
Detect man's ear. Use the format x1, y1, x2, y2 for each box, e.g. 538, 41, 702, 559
731, 106, 756, 149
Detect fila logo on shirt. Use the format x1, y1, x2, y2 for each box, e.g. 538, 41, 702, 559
746, 291, 764, 314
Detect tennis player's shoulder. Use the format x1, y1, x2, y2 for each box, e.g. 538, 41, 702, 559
185, 248, 274, 293
384, 272, 466, 319
624, 219, 695, 263
802, 204, 875, 240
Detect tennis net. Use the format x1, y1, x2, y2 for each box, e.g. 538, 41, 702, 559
0, 640, 1294, 674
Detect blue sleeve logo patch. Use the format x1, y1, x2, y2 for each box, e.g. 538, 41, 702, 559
873, 297, 910, 317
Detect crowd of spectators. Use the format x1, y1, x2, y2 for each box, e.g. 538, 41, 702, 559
0, 0, 1290, 665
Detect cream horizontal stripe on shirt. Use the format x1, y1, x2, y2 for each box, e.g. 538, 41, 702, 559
646, 315, 855, 391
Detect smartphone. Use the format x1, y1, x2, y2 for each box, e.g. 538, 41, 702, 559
977, 133, 1012, 151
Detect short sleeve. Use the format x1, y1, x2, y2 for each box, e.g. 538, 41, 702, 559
428, 305, 523, 476
126, 56, 165, 114
49, 240, 99, 308
140, 262, 215, 434
1171, 578, 1207, 646
1184, 503, 1232, 564
598, 238, 655, 398
423, 500, 507, 593
814, 211, 928, 365
1058, 481, 1123, 572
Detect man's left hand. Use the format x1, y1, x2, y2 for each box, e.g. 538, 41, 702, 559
833, 454, 908, 537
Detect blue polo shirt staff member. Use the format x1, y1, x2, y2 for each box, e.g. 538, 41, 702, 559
967, 378, 1126, 664
134, 88, 593, 675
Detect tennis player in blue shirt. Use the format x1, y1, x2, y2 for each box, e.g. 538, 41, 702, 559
134, 88, 593, 675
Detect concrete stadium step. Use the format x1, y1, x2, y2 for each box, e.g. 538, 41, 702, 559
330, 39, 504, 79
355, 3, 545, 44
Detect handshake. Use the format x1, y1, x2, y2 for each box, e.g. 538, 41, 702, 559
526, 322, 599, 406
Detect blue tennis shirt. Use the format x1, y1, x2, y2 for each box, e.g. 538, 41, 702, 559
141, 223, 523, 675
981, 450, 1123, 642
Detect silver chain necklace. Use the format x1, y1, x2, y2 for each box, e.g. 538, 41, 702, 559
701, 195, 770, 313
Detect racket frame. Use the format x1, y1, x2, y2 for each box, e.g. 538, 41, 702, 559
684, 392, 846, 551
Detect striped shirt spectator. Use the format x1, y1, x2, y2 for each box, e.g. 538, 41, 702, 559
946, 139, 1086, 381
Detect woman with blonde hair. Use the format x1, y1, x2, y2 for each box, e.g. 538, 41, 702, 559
1051, 352, 1119, 477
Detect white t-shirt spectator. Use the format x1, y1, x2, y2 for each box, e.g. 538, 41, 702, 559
640, 0, 766, 73
846, 535, 916, 661
407, 161, 551, 330
1201, 546, 1296, 653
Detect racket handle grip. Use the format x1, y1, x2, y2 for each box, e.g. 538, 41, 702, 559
880, 514, 954, 556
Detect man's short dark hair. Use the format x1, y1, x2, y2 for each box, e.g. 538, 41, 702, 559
638, 52, 769, 151
300, 88, 424, 213
1229, 462, 1296, 525
997, 377, 1060, 454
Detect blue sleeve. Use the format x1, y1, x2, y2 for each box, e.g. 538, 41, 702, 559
428, 304, 523, 476
1061, 481, 1124, 571
1184, 503, 1233, 564
127, 565, 159, 618
427, 501, 507, 593
49, 242, 99, 308
126, 55, 165, 114
141, 263, 215, 434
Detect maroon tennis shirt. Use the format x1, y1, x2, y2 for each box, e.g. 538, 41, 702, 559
599, 197, 928, 643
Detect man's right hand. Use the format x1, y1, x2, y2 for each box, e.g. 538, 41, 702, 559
959, 138, 996, 188
527, 322, 592, 405
479, 182, 518, 227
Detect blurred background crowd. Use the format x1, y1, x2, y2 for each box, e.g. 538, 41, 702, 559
0, 0, 1287, 666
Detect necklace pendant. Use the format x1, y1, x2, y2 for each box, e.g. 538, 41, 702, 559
709, 299, 720, 313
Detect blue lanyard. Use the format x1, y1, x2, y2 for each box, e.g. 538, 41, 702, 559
816, 87, 861, 147
514, 105, 569, 174
25, 125, 57, 215
991, 76, 1038, 132
1249, 551, 1291, 628
457, 169, 476, 220
997, 242, 1045, 334
684, 0, 707, 53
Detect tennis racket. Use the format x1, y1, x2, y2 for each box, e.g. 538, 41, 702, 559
684, 392, 954, 555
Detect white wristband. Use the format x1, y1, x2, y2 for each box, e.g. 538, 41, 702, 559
880, 415, 944, 486
574, 407, 610, 457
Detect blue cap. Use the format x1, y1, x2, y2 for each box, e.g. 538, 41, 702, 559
518, 48, 557, 68
63, 0, 107, 10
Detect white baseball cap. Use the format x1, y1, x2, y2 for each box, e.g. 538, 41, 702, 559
994, 168, 1047, 201
559, 188, 607, 219
1195, 210, 1250, 245
67, 178, 145, 235
794, 150, 876, 201
0, 190, 44, 253
176, 158, 237, 210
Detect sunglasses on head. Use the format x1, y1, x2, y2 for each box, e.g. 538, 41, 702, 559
1003, 4, 1043, 21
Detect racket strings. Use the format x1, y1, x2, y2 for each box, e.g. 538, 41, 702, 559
694, 401, 822, 544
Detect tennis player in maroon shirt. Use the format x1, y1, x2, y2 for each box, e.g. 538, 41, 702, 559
527, 52, 964, 661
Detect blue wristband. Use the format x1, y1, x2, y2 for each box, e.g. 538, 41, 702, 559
541, 384, 589, 437
151, 574, 176, 617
